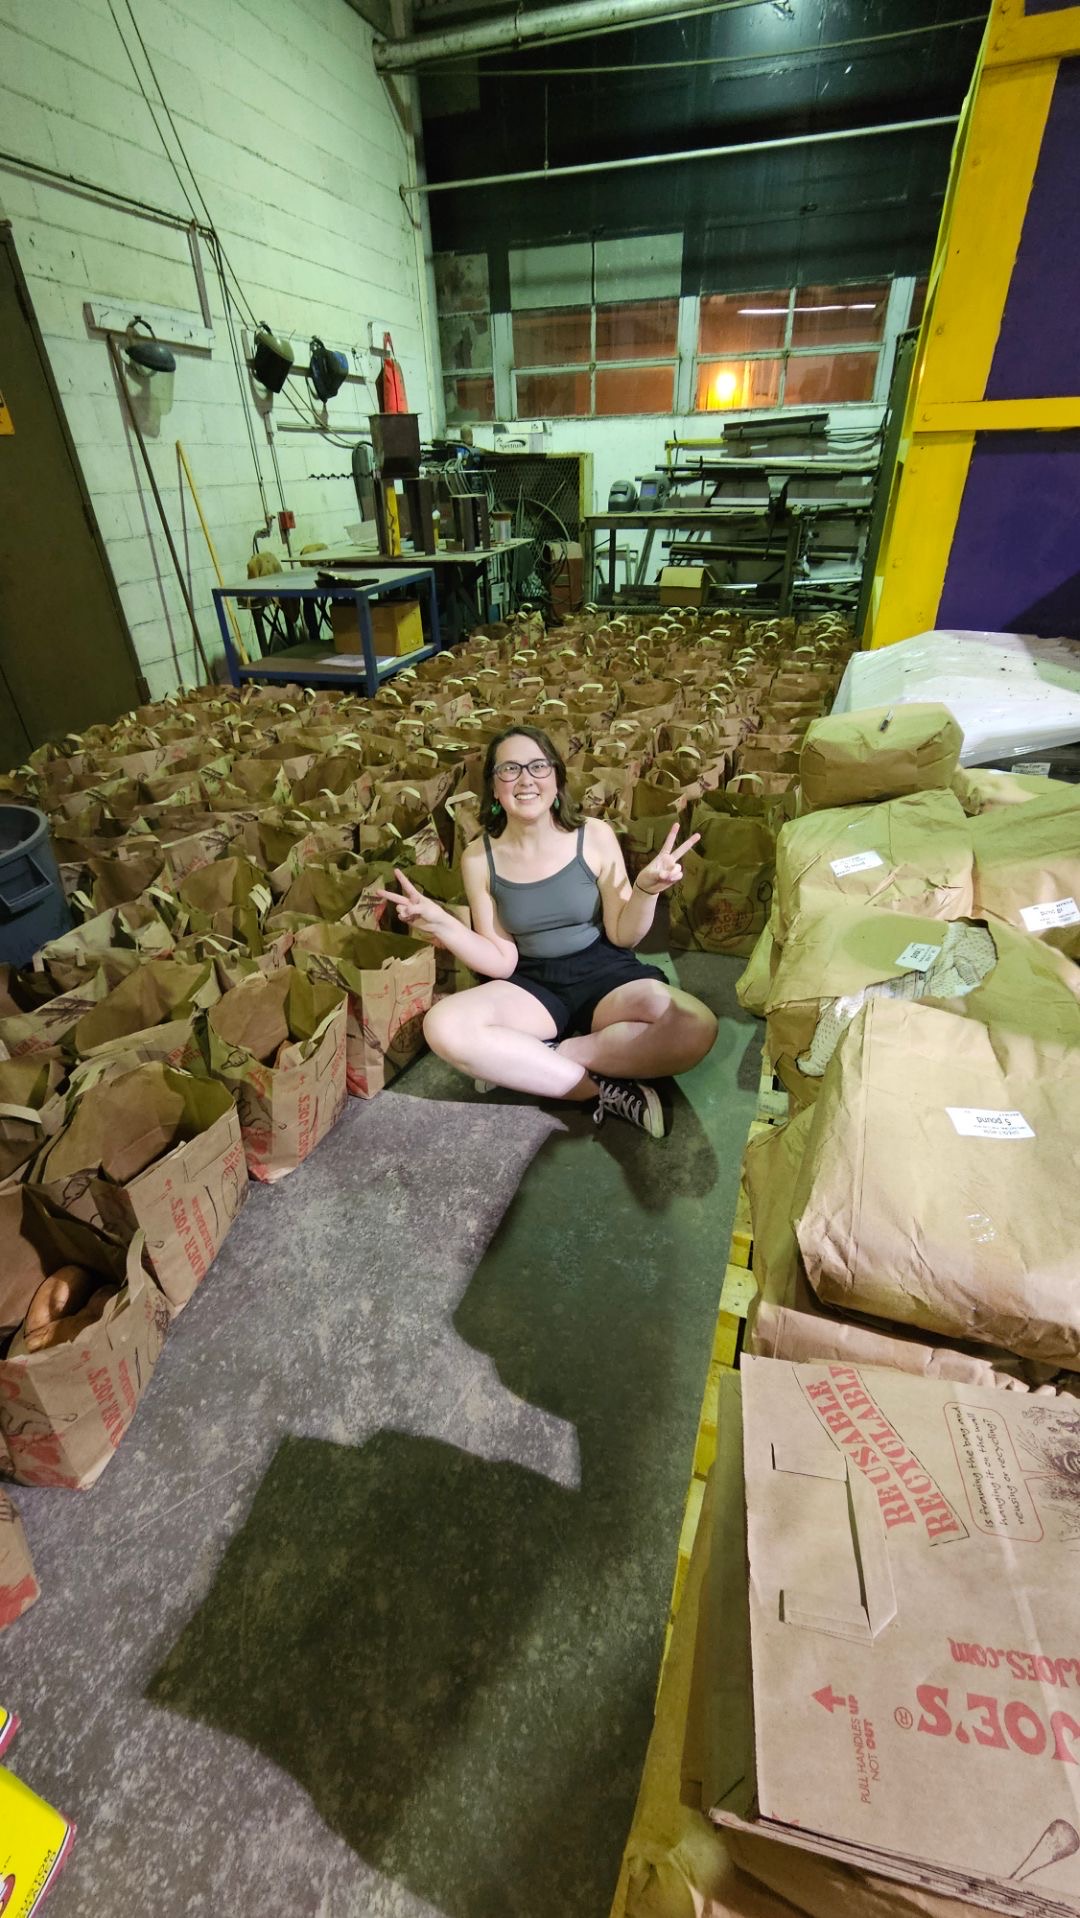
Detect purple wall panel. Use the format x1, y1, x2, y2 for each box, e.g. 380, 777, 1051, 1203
986, 59, 1080, 399
1025, 0, 1076, 13
937, 432, 1080, 637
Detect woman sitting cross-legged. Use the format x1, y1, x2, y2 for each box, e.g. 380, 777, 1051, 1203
375, 727, 718, 1138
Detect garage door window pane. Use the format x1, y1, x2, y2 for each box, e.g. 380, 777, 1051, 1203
783, 354, 877, 406
516, 370, 591, 416
791, 284, 888, 349
696, 358, 781, 410
595, 364, 675, 413
700, 293, 787, 356
512, 308, 591, 365
595, 299, 678, 361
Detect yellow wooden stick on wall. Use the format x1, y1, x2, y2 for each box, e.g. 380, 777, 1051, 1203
175, 441, 250, 666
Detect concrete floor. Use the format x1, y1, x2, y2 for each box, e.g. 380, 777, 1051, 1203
1, 949, 760, 1918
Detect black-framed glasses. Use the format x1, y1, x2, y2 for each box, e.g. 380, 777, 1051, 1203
493, 759, 555, 782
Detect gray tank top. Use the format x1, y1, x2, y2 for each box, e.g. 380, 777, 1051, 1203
484, 824, 602, 960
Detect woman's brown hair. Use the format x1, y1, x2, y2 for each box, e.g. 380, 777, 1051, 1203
480, 726, 581, 837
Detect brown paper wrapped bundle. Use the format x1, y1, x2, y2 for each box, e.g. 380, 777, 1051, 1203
773, 789, 974, 939
798, 703, 962, 812
971, 786, 1080, 956
33, 1062, 247, 1310
793, 996, 1080, 1370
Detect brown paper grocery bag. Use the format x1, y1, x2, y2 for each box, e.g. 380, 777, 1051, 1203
380, 865, 473, 1000
670, 814, 777, 956
33, 1063, 247, 1311
971, 787, 1080, 956
267, 862, 373, 928
793, 996, 1080, 1369
0, 972, 110, 1060
773, 789, 973, 938
799, 703, 962, 812
0, 1486, 40, 1629
290, 923, 436, 1098
176, 855, 273, 954
0, 1188, 169, 1489
0, 1055, 65, 1186
73, 959, 220, 1068
200, 969, 347, 1180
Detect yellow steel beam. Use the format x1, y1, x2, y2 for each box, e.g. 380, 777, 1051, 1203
918, 397, 1080, 433
869, 436, 975, 649
985, 2, 1080, 68
919, 60, 1057, 408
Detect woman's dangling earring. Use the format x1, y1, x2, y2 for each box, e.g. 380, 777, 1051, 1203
492, 800, 502, 815
553, 794, 561, 813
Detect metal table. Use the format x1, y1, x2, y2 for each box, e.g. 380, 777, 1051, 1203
585, 502, 869, 612
213, 566, 440, 698
308, 540, 533, 641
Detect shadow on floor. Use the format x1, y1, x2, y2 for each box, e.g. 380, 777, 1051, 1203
146, 956, 757, 1918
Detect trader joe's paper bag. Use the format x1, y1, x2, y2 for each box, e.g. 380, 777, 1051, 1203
0, 1055, 65, 1186
72, 959, 219, 1067
290, 923, 436, 1097
799, 703, 962, 812
719, 1355, 1080, 1910
793, 996, 1080, 1369
0, 1189, 168, 1489
971, 788, 1080, 957
33, 1063, 247, 1310
0, 1486, 40, 1630
201, 969, 347, 1180
773, 789, 974, 938
0, 973, 109, 1060
669, 814, 776, 957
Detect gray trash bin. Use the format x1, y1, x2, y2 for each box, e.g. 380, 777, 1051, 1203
0, 804, 72, 966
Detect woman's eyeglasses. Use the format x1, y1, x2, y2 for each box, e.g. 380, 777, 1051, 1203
493, 759, 555, 782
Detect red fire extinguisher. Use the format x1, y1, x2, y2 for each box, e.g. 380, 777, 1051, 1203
377, 333, 407, 413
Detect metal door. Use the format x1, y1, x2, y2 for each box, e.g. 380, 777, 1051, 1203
0, 223, 145, 764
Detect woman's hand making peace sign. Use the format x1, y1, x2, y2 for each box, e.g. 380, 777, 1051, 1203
373, 870, 453, 941
634, 824, 701, 897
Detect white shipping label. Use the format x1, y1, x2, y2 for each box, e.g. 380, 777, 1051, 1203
946, 1107, 1035, 1141
895, 941, 941, 973
1013, 760, 1052, 776
1019, 897, 1080, 932
830, 850, 884, 878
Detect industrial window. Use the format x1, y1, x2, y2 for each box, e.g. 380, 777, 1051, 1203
434, 252, 496, 425
695, 282, 889, 412
508, 236, 682, 418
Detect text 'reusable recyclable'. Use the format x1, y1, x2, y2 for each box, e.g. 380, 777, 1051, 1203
896, 941, 941, 972
946, 1108, 1035, 1141
830, 850, 884, 878
1019, 898, 1080, 932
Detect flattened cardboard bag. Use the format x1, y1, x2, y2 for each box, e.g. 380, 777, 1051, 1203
714, 1354, 1080, 1915
773, 790, 974, 939
0, 1189, 168, 1489
971, 789, 1080, 957
799, 703, 962, 812
0, 1487, 40, 1630
290, 923, 436, 1097
200, 969, 347, 1181
743, 1111, 1046, 1393
793, 997, 1080, 1370
33, 1063, 247, 1311
72, 958, 220, 1068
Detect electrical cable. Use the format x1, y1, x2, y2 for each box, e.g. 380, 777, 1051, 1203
440, 12, 984, 77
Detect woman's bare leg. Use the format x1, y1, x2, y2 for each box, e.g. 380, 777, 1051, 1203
424, 982, 600, 1099
556, 979, 717, 1081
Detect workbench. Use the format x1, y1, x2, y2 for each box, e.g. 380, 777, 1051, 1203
586, 500, 869, 612
213, 566, 440, 697
304, 540, 533, 641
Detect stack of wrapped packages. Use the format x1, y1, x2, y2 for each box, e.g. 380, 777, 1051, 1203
618, 702, 1080, 1918
0, 605, 856, 1629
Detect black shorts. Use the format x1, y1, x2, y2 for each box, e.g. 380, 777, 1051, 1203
507, 935, 668, 1039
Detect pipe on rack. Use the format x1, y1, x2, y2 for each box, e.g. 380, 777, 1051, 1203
375, 0, 768, 70
409, 113, 958, 194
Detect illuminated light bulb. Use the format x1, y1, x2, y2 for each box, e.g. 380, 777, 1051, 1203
713, 369, 739, 404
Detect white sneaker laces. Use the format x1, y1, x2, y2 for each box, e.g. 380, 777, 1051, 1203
593, 1080, 640, 1127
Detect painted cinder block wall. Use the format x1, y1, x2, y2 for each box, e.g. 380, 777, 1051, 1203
0, 0, 433, 697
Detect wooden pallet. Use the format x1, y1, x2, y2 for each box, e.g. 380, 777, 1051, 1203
609, 1052, 787, 1917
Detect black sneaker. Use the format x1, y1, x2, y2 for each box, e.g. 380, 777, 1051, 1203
592, 1076, 667, 1139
